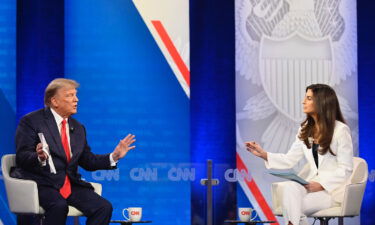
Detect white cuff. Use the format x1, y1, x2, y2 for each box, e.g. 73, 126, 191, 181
109, 153, 118, 166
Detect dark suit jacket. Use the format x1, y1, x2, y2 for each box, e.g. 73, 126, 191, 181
14, 107, 115, 190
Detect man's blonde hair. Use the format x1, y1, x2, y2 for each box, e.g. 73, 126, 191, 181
44, 78, 79, 107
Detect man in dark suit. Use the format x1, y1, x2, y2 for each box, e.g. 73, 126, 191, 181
14, 78, 136, 225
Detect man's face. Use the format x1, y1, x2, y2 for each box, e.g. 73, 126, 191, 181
51, 87, 79, 118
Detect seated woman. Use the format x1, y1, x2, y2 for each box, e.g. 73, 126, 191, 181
246, 84, 353, 225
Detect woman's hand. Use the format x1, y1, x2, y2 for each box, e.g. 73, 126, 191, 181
245, 141, 268, 161
304, 181, 324, 193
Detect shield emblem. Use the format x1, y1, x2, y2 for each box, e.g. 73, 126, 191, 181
259, 32, 334, 122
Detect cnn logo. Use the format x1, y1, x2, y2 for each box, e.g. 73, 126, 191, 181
131, 211, 140, 215
241, 211, 250, 215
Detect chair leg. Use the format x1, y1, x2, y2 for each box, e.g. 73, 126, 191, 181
338, 217, 344, 225
318, 217, 331, 225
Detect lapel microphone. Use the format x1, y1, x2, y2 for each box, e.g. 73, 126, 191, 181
70, 126, 74, 133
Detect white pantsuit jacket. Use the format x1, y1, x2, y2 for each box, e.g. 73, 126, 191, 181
265, 120, 354, 204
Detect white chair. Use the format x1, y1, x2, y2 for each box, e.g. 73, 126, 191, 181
1, 154, 102, 225
271, 157, 368, 225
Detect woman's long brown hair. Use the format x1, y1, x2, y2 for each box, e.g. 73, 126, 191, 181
298, 84, 346, 155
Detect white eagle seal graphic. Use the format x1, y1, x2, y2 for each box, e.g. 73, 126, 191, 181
236, 0, 358, 156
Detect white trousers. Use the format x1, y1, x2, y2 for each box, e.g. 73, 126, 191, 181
280, 181, 332, 225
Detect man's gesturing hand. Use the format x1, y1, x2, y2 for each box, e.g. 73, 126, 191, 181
112, 134, 136, 161
36, 143, 47, 161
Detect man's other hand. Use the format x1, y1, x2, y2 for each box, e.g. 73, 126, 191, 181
112, 134, 136, 161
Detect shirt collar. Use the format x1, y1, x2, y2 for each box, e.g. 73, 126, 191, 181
50, 108, 66, 125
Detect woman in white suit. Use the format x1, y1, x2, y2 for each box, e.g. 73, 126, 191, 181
246, 84, 353, 225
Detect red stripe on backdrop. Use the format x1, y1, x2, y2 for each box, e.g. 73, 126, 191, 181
151, 20, 190, 86
236, 153, 279, 225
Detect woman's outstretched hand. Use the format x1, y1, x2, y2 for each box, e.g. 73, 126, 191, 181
245, 141, 268, 161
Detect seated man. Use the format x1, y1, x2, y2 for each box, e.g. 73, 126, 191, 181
13, 78, 136, 225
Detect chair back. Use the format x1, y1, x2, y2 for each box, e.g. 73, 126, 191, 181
1, 154, 16, 180
350, 157, 368, 184
1, 154, 40, 214
339, 156, 368, 216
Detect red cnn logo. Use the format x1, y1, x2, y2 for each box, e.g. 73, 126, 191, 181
241, 211, 250, 215
131, 211, 140, 215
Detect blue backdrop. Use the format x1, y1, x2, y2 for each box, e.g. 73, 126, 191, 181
357, 1, 375, 224
64, 1, 189, 224
190, 0, 237, 224
0, 0, 16, 224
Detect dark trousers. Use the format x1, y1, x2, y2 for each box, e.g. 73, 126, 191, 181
37, 184, 113, 225
17, 215, 40, 225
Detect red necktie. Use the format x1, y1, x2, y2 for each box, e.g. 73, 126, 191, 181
60, 119, 71, 198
